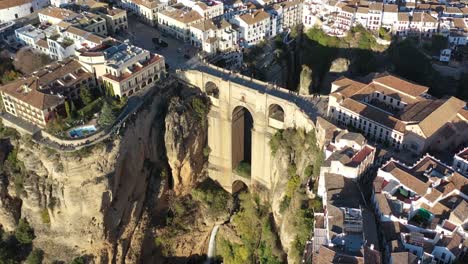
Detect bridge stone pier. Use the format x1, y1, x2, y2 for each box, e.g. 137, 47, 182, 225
177, 64, 315, 193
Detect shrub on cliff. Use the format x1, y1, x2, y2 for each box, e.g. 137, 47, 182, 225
217, 193, 284, 264
192, 178, 232, 218
15, 218, 35, 245
191, 97, 210, 122
25, 249, 44, 264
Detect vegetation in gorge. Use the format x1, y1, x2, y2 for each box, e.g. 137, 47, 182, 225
0, 219, 43, 264
217, 193, 284, 264
155, 179, 232, 256
269, 128, 323, 262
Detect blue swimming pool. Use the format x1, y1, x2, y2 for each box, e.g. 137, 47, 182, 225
69, 125, 97, 138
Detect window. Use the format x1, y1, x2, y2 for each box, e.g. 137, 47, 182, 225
441, 253, 446, 260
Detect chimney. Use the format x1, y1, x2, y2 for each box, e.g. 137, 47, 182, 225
370, 244, 374, 250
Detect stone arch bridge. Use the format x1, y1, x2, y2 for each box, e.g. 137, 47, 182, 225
177, 64, 317, 193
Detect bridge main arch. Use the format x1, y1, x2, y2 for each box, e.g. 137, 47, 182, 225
231, 105, 254, 179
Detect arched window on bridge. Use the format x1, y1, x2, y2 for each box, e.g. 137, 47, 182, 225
205, 81, 219, 99
269, 104, 285, 122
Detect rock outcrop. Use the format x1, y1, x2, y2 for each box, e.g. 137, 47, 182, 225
330, 57, 350, 73
164, 89, 209, 195
298, 64, 313, 95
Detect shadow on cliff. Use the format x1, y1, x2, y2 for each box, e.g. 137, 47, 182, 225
284, 30, 456, 98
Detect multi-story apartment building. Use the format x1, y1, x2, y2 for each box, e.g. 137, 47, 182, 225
0, 58, 97, 127
395, 12, 410, 36
318, 130, 376, 196
453, 147, 468, 176
119, 0, 168, 26
230, 9, 273, 46
189, 18, 238, 53
407, 12, 438, 37
302, 0, 322, 29
382, 4, 398, 29
327, 74, 468, 155
273, 0, 302, 31
158, 6, 204, 41
77, 41, 166, 97
367, 2, 383, 31
38, 7, 109, 36
16, 21, 107, 60
0, 0, 49, 23
98, 8, 128, 34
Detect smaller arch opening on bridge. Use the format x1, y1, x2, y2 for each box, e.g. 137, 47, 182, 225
205, 81, 219, 99
232, 106, 253, 178
268, 104, 285, 129
232, 180, 248, 194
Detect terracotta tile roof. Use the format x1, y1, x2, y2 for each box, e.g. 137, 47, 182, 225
239, 10, 270, 25
39, 7, 79, 21
399, 99, 445, 122
133, 0, 161, 9
341, 98, 406, 132
423, 188, 442, 203
160, 9, 203, 24
452, 200, 467, 222
449, 172, 468, 195
417, 97, 466, 138
446, 7, 462, 14
191, 19, 218, 31
412, 12, 437, 24
35, 39, 49, 49
383, 4, 398, 13
105, 8, 126, 16
0, 0, 30, 9
313, 245, 365, 264
390, 252, 418, 264
0, 77, 64, 110
381, 161, 429, 195
375, 193, 392, 215
341, 5, 357, 14
372, 74, 429, 98
331, 77, 367, 97
398, 13, 410, 22
453, 18, 467, 30
369, 2, 383, 11
357, 7, 369, 14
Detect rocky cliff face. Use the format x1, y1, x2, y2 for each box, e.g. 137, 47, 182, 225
0, 82, 210, 263
164, 88, 209, 196
267, 129, 318, 264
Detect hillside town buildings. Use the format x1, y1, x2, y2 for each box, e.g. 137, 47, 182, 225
0, 58, 96, 127
372, 154, 468, 263
77, 40, 166, 97
327, 74, 468, 155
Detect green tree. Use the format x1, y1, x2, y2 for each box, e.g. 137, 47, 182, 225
70, 256, 85, 264
15, 218, 35, 245
64, 101, 71, 119
79, 87, 94, 105
25, 249, 44, 264
70, 100, 77, 118
98, 101, 116, 127
431, 35, 448, 54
